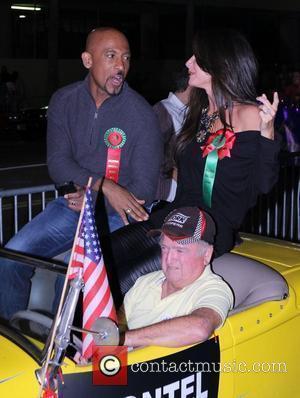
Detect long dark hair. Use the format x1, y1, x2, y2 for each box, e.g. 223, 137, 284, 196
175, 28, 258, 159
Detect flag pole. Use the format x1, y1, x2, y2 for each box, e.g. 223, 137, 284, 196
37, 177, 93, 398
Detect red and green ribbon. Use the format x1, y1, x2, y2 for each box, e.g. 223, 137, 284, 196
201, 129, 236, 208
104, 127, 126, 183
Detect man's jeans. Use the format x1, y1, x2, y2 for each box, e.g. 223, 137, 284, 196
0, 197, 124, 320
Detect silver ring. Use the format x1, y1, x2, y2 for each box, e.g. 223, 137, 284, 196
125, 208, 132, 214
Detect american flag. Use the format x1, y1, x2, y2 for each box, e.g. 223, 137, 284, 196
69, 188, 117, 359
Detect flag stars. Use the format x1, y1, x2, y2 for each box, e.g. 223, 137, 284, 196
72, 189, 104, 278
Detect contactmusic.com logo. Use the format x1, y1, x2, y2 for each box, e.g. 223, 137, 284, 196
92, 346, 128, 385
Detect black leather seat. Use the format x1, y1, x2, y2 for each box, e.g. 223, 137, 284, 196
108, 222, 289, 313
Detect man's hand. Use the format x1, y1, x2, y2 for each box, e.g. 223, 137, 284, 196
256, 92, 279, 140
102, 178, 149, 225
65, 184, 85, 212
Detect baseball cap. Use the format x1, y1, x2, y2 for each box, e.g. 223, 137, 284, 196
150, 206, 216, 245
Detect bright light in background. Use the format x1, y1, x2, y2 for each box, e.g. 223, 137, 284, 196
18, 14, 26, 18
11, 5, 41, 11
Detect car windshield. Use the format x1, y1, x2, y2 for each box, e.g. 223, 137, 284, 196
0, 248, 66, 364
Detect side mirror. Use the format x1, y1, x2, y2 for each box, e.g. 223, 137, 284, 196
92, 317, 119, 346
69, 317, 120, 346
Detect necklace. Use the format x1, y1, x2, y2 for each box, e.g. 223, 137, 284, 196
196, 108, 219, 144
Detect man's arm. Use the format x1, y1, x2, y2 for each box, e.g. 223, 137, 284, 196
122, 107, 163, 206
124, 307, 221, 348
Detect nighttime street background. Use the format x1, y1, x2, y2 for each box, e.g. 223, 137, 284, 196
0, 0, 299, 188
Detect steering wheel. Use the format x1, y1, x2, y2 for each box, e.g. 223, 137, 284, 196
10, 310, 53, 339
10, 310, 82, 351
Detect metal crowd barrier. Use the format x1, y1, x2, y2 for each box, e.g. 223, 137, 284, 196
0, 185, 57, 246
241, 152, 300, 243
0, 153, 299, 245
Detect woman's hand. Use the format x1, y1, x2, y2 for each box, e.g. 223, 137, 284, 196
256, 92, 279, 140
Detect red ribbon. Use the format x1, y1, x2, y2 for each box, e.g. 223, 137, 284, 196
105, 148, 121, 183
42, 389, 57, 398
201, 129, 236, 159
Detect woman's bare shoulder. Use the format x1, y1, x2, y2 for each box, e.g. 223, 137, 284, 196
231, 103, 260, 133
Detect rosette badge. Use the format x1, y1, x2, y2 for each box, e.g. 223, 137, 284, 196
104, 127, 127, 183
104, 128, 127, 149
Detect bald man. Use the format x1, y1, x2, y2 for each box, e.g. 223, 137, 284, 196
0, 28, 162, 321
48, 27, 162, 228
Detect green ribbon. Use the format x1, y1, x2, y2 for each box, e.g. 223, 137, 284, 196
202, 135, 226, 208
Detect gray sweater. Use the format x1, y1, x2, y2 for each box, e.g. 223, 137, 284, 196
47, 77, 163, 213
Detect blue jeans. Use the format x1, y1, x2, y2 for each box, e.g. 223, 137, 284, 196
0, 197, 124, 320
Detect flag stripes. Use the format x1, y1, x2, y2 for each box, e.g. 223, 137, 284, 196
68, 188, 117, 359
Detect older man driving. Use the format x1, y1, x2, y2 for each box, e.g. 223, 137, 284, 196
120, 206, 233, 347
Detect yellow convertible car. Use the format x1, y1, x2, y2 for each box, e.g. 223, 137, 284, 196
0, 233, 299, 398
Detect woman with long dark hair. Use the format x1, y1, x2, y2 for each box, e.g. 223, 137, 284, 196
147, 28, 279, 256
109, 28, 279, 299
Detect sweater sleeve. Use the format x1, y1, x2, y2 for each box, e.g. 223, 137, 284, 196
255, 134, 281, 195
47, 90, 99, 187
124, 107, 163, 205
